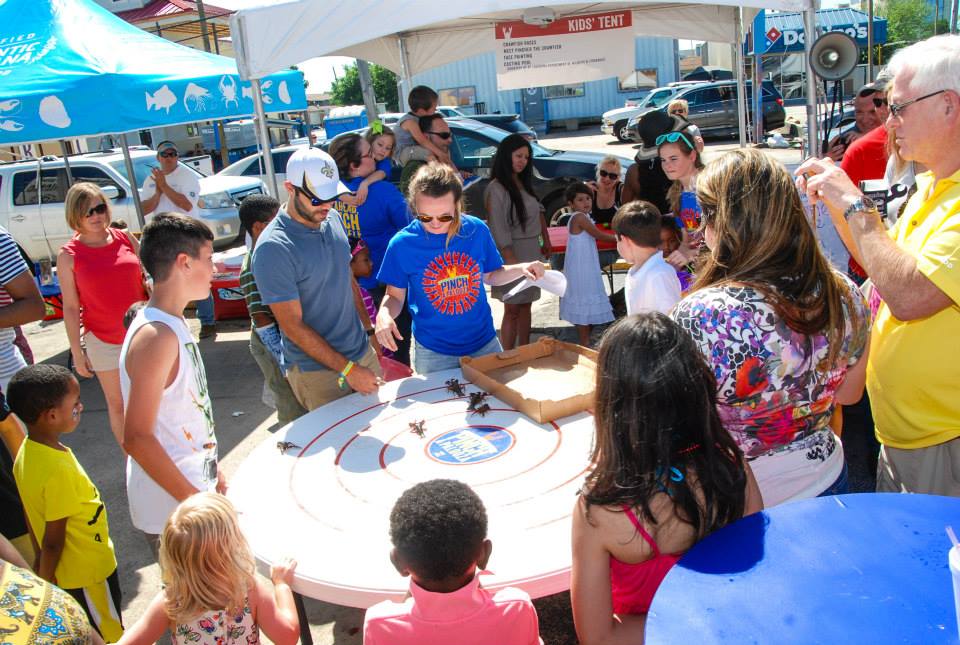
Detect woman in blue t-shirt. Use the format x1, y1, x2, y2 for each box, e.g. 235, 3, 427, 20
376, 162, 547, 374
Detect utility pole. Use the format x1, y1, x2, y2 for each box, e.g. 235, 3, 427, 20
951, 0, 958, 33
867, 0, 874, 81
356, 60, 379, 123
195, 0, 212, 52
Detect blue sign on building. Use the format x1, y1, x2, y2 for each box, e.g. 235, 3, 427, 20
748, 8, 888, 55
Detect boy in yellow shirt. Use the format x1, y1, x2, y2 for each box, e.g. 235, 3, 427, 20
9, 364, 123, 642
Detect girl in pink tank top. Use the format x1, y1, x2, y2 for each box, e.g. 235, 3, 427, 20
571, 313, 764, 643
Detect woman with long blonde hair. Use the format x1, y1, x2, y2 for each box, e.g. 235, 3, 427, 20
118, 493, 299, 645
375, 162, 546, 374
59, 182, 147, 446
671, 149, 871, 506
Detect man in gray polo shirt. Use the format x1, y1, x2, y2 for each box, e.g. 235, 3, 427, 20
252, 148, 381, 411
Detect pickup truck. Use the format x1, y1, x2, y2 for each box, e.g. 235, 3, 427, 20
0, 148, 263, 262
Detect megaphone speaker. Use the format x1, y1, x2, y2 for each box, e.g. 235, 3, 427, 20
810, 32, 859, 81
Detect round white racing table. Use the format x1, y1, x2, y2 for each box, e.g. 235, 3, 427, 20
229, 368, 594, 609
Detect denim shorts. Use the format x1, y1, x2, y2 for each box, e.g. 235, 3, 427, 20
817, 462, 849, 497
413, 335, 503, 375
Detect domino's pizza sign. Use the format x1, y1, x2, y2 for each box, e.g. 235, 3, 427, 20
427, 427, 514, 465
750, 9, 885, 55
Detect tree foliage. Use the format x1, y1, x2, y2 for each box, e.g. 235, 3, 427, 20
877, 0, 934, 55
330, 62, 399, 112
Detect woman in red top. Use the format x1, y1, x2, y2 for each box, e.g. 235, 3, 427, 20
571, 313, 762, 644
59, 183, 147, 446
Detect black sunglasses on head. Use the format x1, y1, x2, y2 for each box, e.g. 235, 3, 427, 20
426, 131, 452, 140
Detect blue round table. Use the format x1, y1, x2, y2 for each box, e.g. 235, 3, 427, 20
646, 493, 960, 644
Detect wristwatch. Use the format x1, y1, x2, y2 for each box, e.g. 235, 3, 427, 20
843, 195, 879, 220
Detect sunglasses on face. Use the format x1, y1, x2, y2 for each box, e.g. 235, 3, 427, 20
656, 131, 694, 149
416, 214, 455, 223
87, 203, 108, 217
296, 186, 330, 207
888, 89, 947, 118
872, 97, 888, 108
159, 150, 179, 158
598, 169, 618, 179
426, 131, 452, 140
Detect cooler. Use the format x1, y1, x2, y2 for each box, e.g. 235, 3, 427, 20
211, 274, 249, 320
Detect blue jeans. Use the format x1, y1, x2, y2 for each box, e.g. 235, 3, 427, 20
413, 335, 503, 375
196, 294, 215, 326
817, 462, 849, 497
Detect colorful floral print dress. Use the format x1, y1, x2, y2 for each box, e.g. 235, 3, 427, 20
672, 274, 870, 506
173, 601, 259, 645
0, 563, 93, 644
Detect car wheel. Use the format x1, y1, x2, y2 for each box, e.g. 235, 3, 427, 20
545, 193, 573, 227
615, 121, 631, 143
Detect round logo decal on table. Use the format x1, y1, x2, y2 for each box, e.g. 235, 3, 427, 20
427, 426, 515, 465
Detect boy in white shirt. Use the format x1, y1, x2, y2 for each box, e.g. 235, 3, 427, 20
612, 201, 682, 315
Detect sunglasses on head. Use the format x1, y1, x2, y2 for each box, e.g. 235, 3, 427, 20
296, 186, 330, 207
426, 131, 452, 140
87, 203, 108, 217
159, 150, 179, 158
656, 131, 694, 149
598, 169, 618, 179
416, 214, 455, 223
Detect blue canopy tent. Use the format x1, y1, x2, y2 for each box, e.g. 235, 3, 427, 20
0, 0, 307, 224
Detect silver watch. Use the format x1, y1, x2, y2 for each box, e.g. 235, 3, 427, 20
843, 195, 879, 220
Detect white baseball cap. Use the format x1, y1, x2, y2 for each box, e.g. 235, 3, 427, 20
285, 147, 351, 201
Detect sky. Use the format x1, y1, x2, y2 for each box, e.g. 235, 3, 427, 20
212, 0, 356, 94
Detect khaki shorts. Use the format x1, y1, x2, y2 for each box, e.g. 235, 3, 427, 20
286, 344, 382, 411
877, 436, 960, 496
84, 332, 122, 372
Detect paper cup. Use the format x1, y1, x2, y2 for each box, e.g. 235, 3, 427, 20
949, 545, 960, 640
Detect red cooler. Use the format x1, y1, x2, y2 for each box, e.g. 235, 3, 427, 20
211, 273, 249, 320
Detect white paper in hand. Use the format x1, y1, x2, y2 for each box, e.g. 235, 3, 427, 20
504, 270, 567, 300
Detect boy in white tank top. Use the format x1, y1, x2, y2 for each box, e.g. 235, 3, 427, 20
119, 212, 222, 556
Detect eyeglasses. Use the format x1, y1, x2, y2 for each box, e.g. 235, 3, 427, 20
87, 203, 108, 217
159, 150, 179, 158
416, 214, 455, 223
872, 97, 888, 109
656, 131, 694, 149
426, 131, 452, 140
598, 169, 618, 179
889, 90, 946, 118
296, 186, 330, 207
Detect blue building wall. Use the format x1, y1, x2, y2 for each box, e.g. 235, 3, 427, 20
410, 37, 678, 124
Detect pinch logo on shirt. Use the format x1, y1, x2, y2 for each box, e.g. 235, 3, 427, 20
422, 251, 481, 315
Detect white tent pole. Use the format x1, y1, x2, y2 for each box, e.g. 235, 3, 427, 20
734, 8, 748, 148
251, 78, 277, 198
397, 35, 413, 112
803, 2, 820, 158
119, 133, 146, 231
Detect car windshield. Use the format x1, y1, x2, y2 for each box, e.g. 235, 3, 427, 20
108, 157, 199, 187
454, 122, 556, 157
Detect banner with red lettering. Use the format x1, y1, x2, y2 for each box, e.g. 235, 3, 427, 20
494, 10, 634, 91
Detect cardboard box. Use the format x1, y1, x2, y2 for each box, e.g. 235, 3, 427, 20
460, 337, 597, 423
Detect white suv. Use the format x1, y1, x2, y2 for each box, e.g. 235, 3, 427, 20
0, 148, 263, 262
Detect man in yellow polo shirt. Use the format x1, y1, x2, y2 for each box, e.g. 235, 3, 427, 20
796, 34, 960, 495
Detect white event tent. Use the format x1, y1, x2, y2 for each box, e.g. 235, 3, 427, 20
229, 1, 820, 193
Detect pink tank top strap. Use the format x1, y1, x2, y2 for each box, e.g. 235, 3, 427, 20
621, 505, 661, 557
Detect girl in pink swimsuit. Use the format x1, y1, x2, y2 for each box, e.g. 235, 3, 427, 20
571, 313, 764, 643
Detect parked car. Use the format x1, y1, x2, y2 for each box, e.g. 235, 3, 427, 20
217, 144, 307, 197
0, 147, 261, 262
602, 86, 687, 142
320, 118, 632, 225
625, 79, 787, 141
437, 106, 537, 140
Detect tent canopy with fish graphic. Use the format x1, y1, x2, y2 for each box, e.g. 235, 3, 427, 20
0, 0, 307, 146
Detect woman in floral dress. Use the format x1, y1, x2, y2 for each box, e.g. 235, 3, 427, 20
671, 149, 871, 506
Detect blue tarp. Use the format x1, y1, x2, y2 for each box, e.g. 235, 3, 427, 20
0, 0, 307, 146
